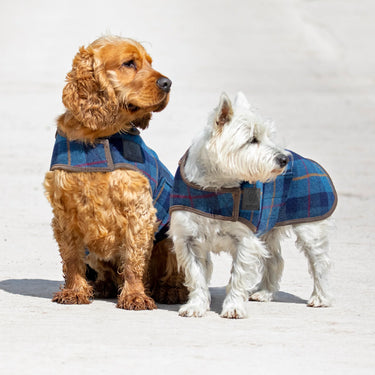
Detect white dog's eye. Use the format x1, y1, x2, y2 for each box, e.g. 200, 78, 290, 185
249, 137, 258, 144
122, 60, 137, 69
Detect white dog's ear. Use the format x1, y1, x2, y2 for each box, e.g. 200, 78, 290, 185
234, 91, 250, 110
215, 92, 233, 127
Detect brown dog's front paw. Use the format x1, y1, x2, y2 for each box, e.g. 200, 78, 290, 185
117, 293, 157, 310
52, 288, 93, 304
152, 284, 189, 305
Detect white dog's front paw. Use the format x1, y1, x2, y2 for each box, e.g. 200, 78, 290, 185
220, 302, 248, 319
307, 294, 332, 308
249, 290, 273, 302
179, 302, 209, 318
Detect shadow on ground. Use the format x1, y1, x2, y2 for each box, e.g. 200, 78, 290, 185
210, 286, 306, 309
0, 279, 62, 299
0, 280, 307, 310
158, 286, 307, 314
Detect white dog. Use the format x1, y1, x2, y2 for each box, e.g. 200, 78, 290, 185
169, 92, 337, 318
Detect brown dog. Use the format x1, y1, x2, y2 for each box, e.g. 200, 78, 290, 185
44, 36, 187, 309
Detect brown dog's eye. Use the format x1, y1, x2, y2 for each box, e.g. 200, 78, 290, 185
122, 60, 137, 69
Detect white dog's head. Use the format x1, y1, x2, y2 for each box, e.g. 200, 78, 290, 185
204, 92, 289, 183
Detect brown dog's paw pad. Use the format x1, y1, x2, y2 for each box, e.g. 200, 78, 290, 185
52, 288, 93, 304
117, 293, 157, 310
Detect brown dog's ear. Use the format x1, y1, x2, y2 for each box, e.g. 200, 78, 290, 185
62, 46, 119, 130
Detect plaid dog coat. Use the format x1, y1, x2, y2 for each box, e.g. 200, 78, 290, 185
50, 130, 173, 239
169, 151, 337, 236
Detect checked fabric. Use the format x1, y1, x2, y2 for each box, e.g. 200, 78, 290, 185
49, 130, 173, 237
169, 151, 337, 236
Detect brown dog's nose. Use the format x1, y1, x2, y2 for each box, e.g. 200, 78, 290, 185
156, 77, 172, 93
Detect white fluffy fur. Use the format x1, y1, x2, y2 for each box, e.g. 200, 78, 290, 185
169, 92, 332, 319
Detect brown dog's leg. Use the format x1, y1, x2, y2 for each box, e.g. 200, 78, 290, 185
52, 219, 93, 304
117, 235, 157, 310
117, 265, 156, 310
149, 238, 188, 304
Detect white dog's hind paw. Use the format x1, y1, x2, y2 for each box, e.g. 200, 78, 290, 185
249, 290, 273, 302
307, 294, 332, 308
179, 303, 208, 317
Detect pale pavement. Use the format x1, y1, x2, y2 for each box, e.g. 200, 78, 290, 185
0, 1, 374, 374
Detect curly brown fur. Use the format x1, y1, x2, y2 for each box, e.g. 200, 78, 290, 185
44, 36, 186, 309
58, 36, 170, 142
148, 238, 188, 304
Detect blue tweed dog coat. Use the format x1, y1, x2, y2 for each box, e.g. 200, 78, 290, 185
50, 130, 173, 238
169, 151, 337, 236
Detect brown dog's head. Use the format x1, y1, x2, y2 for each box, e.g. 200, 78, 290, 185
59, 36, 171, 140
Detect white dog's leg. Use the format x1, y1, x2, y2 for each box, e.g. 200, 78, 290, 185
293, 221, 332, 307
221, 235, 268, 319
174, 237, 211, 317
250, 228, 284, 302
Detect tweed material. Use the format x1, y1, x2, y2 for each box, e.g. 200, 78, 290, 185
169, 151, 337, 236
50, 131, 173, 234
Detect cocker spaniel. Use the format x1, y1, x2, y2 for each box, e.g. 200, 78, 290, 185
44, 36, 187, 310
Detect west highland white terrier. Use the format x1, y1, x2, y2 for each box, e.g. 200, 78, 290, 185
169, 92, 337, 318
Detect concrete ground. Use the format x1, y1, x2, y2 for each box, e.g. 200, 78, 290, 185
0, 0, 374, 374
